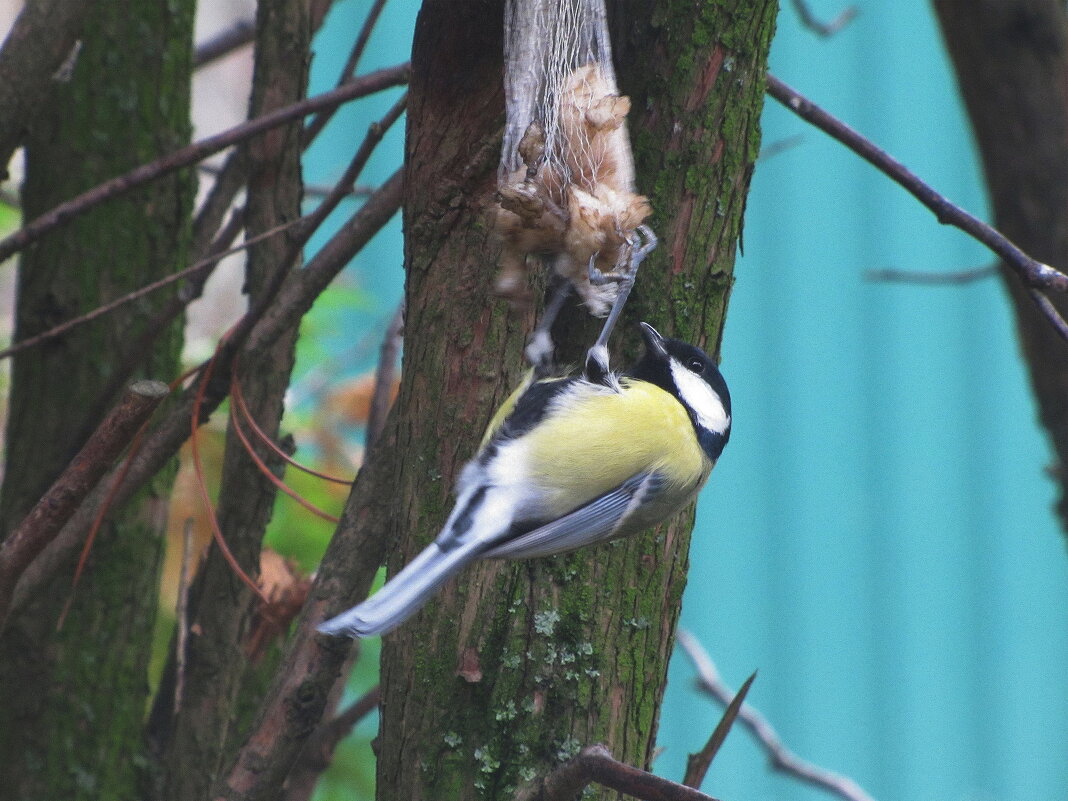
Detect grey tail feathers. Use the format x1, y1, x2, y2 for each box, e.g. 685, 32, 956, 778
316, 538, 483, 638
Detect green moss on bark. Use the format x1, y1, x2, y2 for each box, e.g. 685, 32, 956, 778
0, 1, 195, 799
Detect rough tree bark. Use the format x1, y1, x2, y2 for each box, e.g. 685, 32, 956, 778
933, 1, 1068, 536
375, 1, 776, 798
0, 0, 97, 180
0, 1, 195, 799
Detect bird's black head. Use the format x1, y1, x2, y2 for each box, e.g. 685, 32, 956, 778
629, 322, 732, 460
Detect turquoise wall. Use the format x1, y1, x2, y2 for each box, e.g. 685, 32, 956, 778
306, 2, 1068, 799
660, 3, 1068, 800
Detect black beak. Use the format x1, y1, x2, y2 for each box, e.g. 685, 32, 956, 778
639, 322, 668, 358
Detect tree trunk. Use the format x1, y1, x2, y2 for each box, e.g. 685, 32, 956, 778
933, 1, 1068, 536
375, 1, 776, 798
151, 2, 308, 798
0, 1, 194, 798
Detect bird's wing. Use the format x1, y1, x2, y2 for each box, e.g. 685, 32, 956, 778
480, 471, 664, 560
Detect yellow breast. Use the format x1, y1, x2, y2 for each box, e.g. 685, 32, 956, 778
523, 378, 708, 515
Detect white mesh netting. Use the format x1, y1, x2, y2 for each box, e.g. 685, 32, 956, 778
495, 0, 651, 317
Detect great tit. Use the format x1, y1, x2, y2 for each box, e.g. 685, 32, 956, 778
318, 322, 731, 638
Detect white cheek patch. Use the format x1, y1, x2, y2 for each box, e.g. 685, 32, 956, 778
670, 361, 731, 435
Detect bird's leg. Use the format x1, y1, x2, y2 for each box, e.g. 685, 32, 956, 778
525, 273, 572, 377
585, 225, 658, 381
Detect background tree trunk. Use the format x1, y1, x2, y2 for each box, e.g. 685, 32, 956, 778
376, 1, 776, 798
933, 0, 1068, 536
0, 1, 195, 798
150, 2, 308, 798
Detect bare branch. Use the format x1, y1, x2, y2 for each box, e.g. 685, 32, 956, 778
865, 265, 998, 285
283, 685, 382, 801
8, 169, 403, 621
197, 162, 372, 200
765, 74, 1068, 302
194, 18, 256, 68
246, 167, 405, 358
300, 92, 406, 248
1028, 289, 1068, 343
790, 0, 858, 37
0, 213, 297, 362
0, 380, 168, 629
193, 0, 338, 70
519, 744, 721, 801
191, 151, 248, 260
343, 0, 389, 79
279, 302, 402, 801
304, 0, 391, 143
683, 671, 757, 789
676, 631, 878, 801
0, 62, 410, 265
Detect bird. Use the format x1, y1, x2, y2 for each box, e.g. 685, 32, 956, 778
317, 322, 731, 638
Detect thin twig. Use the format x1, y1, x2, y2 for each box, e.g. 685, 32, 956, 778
318, 685, 382, 747
183, 205, 247, 302
231, 372, 353, 486
1027, 289, 1068, 342
304, 91, 407, 240
790, 0, 858, 37
174, 517, 195, 718
865, 265, 998, 285
188, 3, 339, 255
193, 1, 338, 70
683, 671, 757, 789
0, 62, 410, 265
0, 215, 300, 362
191, 151, 248, 261
197, 163, 372, 200
194, 18, 256, 68
0, 380, 169, 630
228, 374, 342, 523
765, 75, 1068, 313
342, 0, 388, 80
304, 0, 390, 143
676, 630, 878, 801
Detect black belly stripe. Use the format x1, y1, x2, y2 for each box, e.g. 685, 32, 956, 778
437, 485, 488, 552
698, 428, 728, 461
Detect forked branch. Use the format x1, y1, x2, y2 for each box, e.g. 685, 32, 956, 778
677, 631, 878, 801
766, 73, 1068, 341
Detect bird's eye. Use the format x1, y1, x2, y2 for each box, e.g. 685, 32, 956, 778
686, 358, 704, 374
